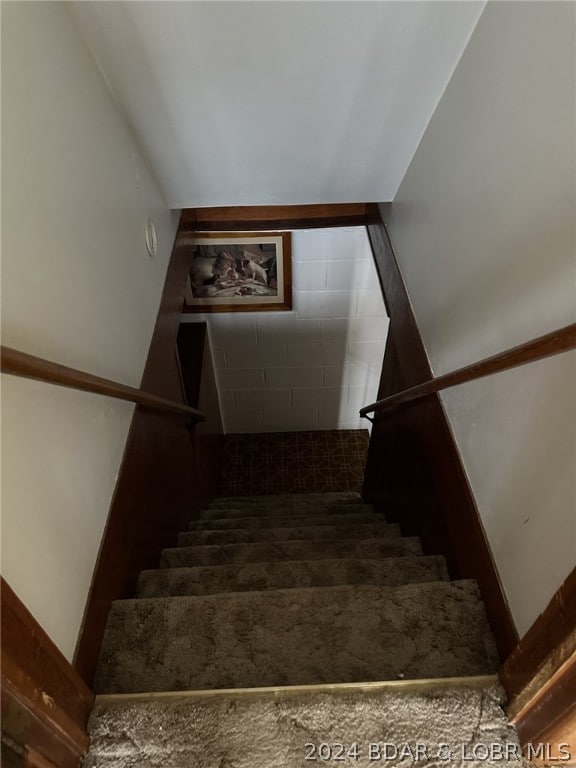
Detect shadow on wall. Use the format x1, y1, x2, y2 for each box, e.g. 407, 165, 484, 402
180, 227, 389, 433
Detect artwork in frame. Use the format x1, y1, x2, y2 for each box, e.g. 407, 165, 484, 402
182, 232, 292, 313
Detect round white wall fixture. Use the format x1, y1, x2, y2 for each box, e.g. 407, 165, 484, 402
145, 218, 158, 257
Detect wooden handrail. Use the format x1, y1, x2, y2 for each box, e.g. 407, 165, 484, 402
360, 323, 576, 419
1, 346, 205, 422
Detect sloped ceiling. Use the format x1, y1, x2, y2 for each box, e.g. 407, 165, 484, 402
69, 1, 484, 208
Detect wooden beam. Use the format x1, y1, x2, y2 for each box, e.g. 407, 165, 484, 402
180, 203, 369, 232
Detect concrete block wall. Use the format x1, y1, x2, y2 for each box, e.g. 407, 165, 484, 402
181, 227, 389, 432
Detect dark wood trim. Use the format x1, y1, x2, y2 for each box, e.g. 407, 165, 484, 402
176, 324, 207, 408
1, 736, 25, 768
1, 579, 93, 768
360, 323, 576, 417
364, 204, 432, 387
502, 567, 576, 722
363, 204, 519, 661
513, 651, 576, 762
1, 346, 204, 422
74, 242, 224, 686
179, 203, 369, 232
2, 687, 80, 768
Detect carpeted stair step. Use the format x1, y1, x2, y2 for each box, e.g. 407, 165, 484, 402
198, 502, 376, 522
177, 521, 400, 547
137, 555, 450, 598
94, 581, 499, 693
188, 511, 381, 531
202, 496, 366, 516
161, 536, 422, 568
206, 492, 361, 507
85, 683, 521, 768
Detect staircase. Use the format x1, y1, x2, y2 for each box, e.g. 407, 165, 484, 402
87, 491, 522, 765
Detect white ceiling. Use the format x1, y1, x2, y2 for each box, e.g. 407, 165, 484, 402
70, 1, 484, 209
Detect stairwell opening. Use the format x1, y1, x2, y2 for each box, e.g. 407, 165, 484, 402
180, 226, 389, 435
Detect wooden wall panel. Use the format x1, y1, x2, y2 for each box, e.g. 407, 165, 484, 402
363, 204, 518, 660
1, 580, 93, 768
74, 244, 224, 686
514, 652, 576, 764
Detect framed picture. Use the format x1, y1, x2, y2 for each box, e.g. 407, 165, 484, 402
181, 232, 292, 313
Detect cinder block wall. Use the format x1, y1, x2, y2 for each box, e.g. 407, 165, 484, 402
182, 227, 389, 433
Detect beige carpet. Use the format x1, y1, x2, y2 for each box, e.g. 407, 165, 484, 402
94, 581, 498, 693
89, 493, 513, 766
94, 494, 499, 694
137, 556, 449, 598
86, 682, 523, 768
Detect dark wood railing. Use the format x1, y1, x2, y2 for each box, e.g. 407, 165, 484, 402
360, 323, 576, 419
1, 346, 205, 422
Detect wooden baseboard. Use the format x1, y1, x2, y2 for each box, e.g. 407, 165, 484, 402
1, 579, 93, 768
363, 205, 518, 661
73, 242, 224, 686
502, 567, 576, 705
502, 567, 576, 755
513, 651, 576, 763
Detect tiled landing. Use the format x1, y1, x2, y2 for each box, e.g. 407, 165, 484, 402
220, 430, 369, 496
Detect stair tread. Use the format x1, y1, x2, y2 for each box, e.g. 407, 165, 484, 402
94, 581, 499, 694
178, 522, 400, 547
199, 502, 375, 521
86, 683, 520, 768
138, 556, 450, 598
188, 512, 381, 531
161, 536, 422, 568
208, 492, 361, 506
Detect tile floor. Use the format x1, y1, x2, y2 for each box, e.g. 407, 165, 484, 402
220, 429, 370, 496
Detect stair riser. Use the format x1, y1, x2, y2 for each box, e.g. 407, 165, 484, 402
188, 513, 381, 531
178, 522, 400, 547
188, 512, 386, 531
199, 503, 375, 521
207, 492, 361, 507
161, 537, 422, 568
94, 582, 499, 693
137, 556, 450, 598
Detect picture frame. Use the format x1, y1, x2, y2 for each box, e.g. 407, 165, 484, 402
181, 231, 292, 313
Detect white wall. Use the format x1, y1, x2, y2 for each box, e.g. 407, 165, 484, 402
69, 1, 484, 207
182, 228, 388, 433
1, 2, 178, 660
385, 1, 576, 637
